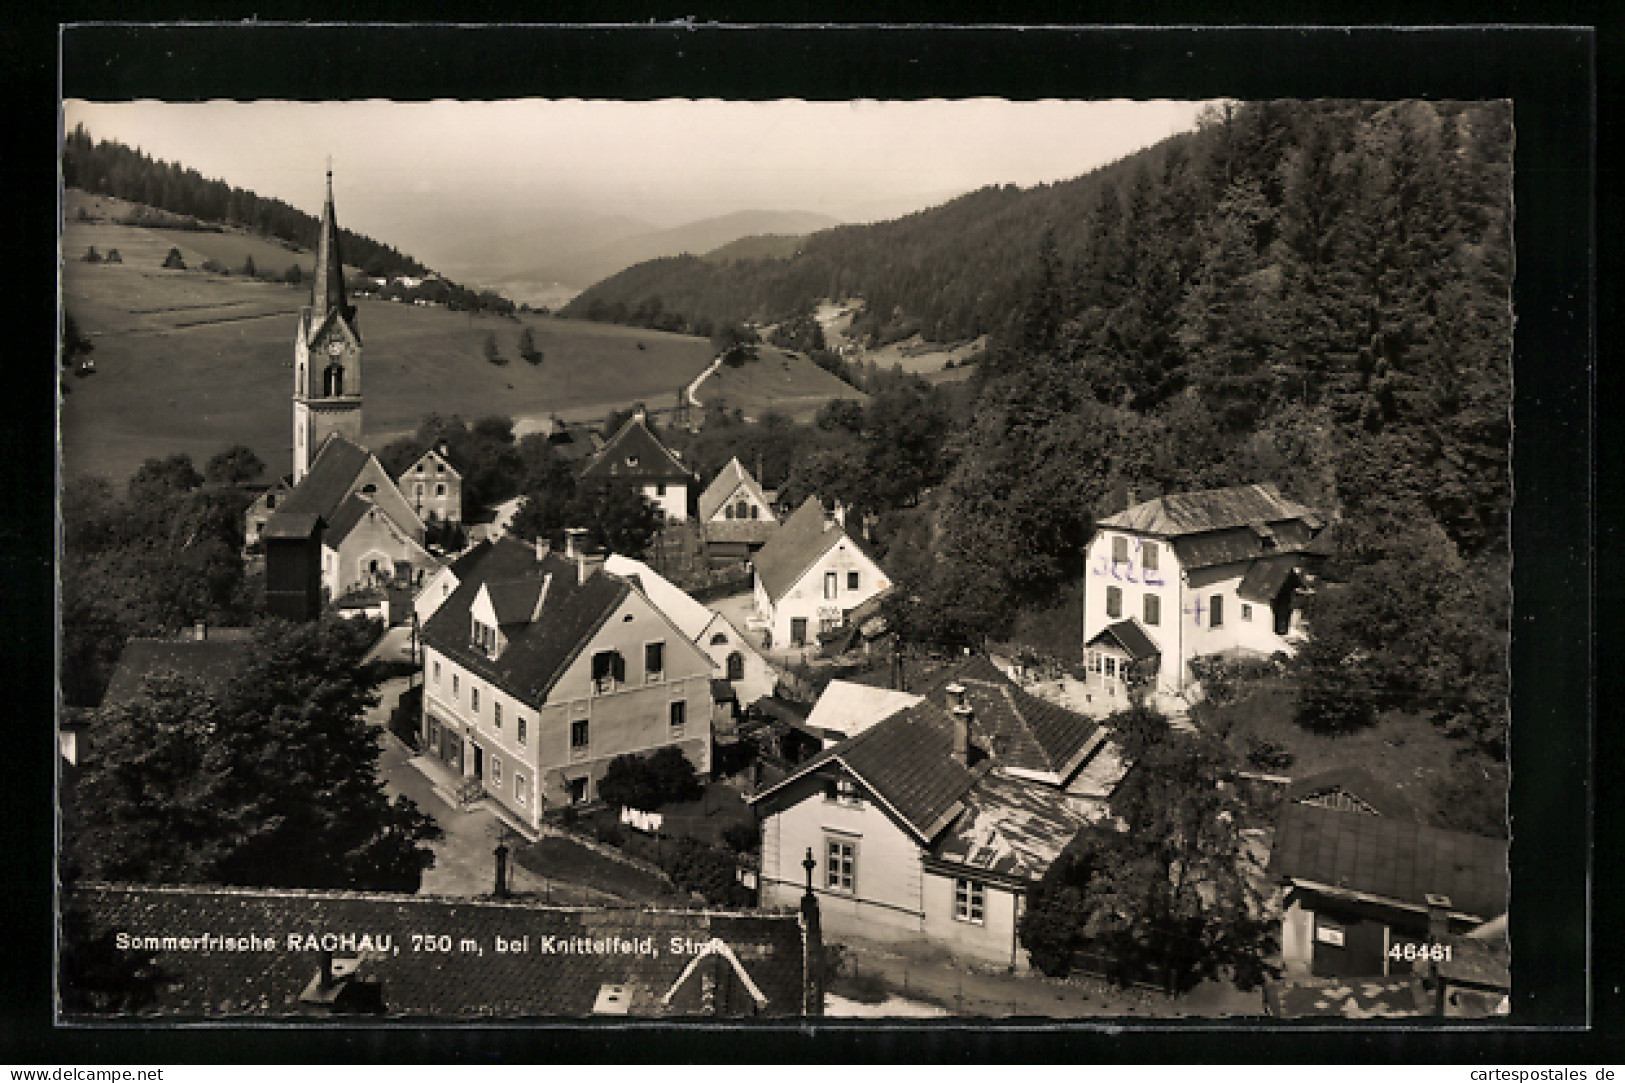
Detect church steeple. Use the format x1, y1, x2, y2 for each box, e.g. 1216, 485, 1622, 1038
309, 166, 353, 337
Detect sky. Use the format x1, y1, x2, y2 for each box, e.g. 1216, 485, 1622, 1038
65, 98, 1212, 233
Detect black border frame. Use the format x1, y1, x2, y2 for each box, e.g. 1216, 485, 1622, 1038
5, 15, 1605, 1064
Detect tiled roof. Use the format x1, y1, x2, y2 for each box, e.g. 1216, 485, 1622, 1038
261, 513, 322, 540
485, 577, 548, 626
750, 496, 885, 605
1269, 803, 1508, 921
323, 493, 373, 545
753, 701, 982, 843
422, 553, 630, 708
102, 637, 254, 706
61, 883, 812, 1018
1099, 483, 1322, 538
1170, 519, 1319, 572
698, 457, 775, 523
1284, 766, 1417, 820
447, 535, 535, 582
930, 772, 1096, 883
1085, 619, 1162, 662
917, 656, 1105, 783
273, 436, 372, 521
603, 553, 715, 642
579, 415, 691, 484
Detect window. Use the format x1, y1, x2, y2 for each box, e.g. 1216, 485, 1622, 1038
669, 700, 686, 734
1104, 657, 1117, 679
954, 878, 986, 924
1241, 603, 1253, 622
471, 687, 479, 713
436, 483, 446, 497
517, 717, 527, 746
491, 755, 501, 786
570, 720, 590, 750
591, 650, 625, 693
726, 651, 745, 681
725, 504, 735, 519
824, 777, 862, 807
453, 674, 459, 697
1112, 535, 1129, 564
656, 482, 667, 497
750, 505, 760, 519
1142, 542, 1159, 571
824, 572, 838, 599
847, 571, 860, 591
825, 838, 856, 892
1144, 594, 1161, 626
433, 661, 441, 685
1106, 586, 1122, 619
266, 494, 277, 510
515, 771, 527, 806
436, 462, 445, 474
710, 632, 729, 646
790, 618, 808, 647
1210, 594, 1224, 628
645, 641, 665, 682
493, 702, 502, 730
568, 776, 589, 805
323, 362, 344, 397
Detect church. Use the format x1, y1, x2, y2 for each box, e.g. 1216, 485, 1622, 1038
260, 171, 441, 621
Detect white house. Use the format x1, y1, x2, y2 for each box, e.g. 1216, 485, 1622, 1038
751, 655, 1120, 970
751, 496, 891, 651
603, 552, 779, 708
578, 409, 693, 522
1081, 483, 1325, 700
697, 457, 780, 562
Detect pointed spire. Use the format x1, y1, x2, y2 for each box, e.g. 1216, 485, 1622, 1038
310, 165, 350, 332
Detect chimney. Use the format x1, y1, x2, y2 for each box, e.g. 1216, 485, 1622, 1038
534, 535, 551, 562
950, 704, 972, 767
194, 622, 207, 642
633, 404, 647, 423
438, 440, 450, 459
944, 682, 966, 710
832, 503, 846, 528
564, 527, 587, 560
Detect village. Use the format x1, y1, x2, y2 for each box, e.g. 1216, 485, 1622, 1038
56, 167, 1512, 1022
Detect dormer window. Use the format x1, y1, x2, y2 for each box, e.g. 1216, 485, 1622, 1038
471, 618, 498, 658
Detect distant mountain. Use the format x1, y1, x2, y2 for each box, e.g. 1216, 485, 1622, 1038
702, 233, 810, 263
519, 209, 843, 290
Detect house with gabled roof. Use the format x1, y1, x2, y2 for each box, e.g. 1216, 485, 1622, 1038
419, 537, 715, 826
698, 457, 780, 561
750, 655, 1121, 969
603, 553, 779, 708
396, 443, 463, 526
578, 408, 693, 521
751, 496, 891, 652
1082, 483, 1326, 700
1268, 802, 1507, 980
61, 882, 824, 1018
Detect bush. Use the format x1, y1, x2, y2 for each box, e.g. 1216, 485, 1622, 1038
659, 836, 748, 906
596, 746, 703, 812
721, 822, 759, 854
1244, 735, 1295, 774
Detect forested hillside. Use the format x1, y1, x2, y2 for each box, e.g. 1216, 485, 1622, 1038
62, 125, 512, 317
827, 101, 1510, 812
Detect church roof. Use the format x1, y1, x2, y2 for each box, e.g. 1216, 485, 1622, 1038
273, 435, 371, 521
579, 415, 691, 484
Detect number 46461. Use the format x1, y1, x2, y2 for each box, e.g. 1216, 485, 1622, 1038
1390, 942, 1452, 963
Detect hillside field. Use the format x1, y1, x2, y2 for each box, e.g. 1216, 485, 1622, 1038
694, 349, 867, 424
61, 211, 868, 482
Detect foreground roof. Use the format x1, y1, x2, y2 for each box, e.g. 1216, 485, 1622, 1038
917, 656, 1106, 784
753, 700, 982, 843
422, 551, 630, 707
579, 414, 690, 484
930, 771, 1097, 883
61, 883, 813, 1018
1269, 803, 1507, 921
101, 635, 255, 706
1099, 483, 1323, 538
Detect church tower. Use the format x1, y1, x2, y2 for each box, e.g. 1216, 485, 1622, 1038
292, 168, 363, 484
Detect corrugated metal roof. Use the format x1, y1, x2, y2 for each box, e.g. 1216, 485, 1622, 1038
1269, 803, 1507, 920
931, 772, 1094, 882
1099, 483, 1320, 538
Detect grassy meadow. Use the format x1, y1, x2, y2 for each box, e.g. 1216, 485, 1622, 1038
694, 348, 868, 424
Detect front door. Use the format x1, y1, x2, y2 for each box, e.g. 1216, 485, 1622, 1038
791, 618, 808, 647
472, 743, 484, 780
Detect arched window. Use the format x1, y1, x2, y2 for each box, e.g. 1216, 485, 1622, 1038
710, 632, 729, 646
726, 652, 745, 681
735, 499, 749, 519
323, 362, 344, 397
749, 505, 759, 519
725, 505, 735, 519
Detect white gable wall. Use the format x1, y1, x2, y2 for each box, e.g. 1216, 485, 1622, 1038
762, 537, 890, 650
